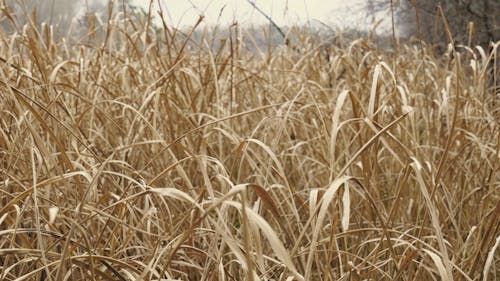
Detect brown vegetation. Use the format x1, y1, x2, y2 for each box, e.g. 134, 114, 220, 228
0, 4, 499, 281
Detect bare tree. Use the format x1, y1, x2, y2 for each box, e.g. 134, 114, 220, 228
1, 0, 84, 30
0, 0, 150, 39
369, 0, 499, 51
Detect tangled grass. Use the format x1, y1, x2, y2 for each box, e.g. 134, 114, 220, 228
0, 7, 499, 281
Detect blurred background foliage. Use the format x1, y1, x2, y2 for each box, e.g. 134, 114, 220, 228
1, 0, 498, 50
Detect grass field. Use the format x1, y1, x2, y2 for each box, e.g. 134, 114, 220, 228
0, 7, 499, 281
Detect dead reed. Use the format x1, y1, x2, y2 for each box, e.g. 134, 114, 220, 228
0, 5, 498, 281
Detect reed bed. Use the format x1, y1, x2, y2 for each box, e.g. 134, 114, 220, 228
0, 7, 499, 281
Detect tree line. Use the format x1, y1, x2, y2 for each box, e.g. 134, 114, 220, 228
1, 0, 498, 50
370, 0, 499, 51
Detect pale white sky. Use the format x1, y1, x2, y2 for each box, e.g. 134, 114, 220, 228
130, 0, 390, 31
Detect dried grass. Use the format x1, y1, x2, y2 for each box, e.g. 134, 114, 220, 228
0, 3, 499, 281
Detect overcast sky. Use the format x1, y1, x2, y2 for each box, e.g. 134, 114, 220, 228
129, 0, 388, 31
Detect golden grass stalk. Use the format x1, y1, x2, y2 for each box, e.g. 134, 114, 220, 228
0, 2, 498, 280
